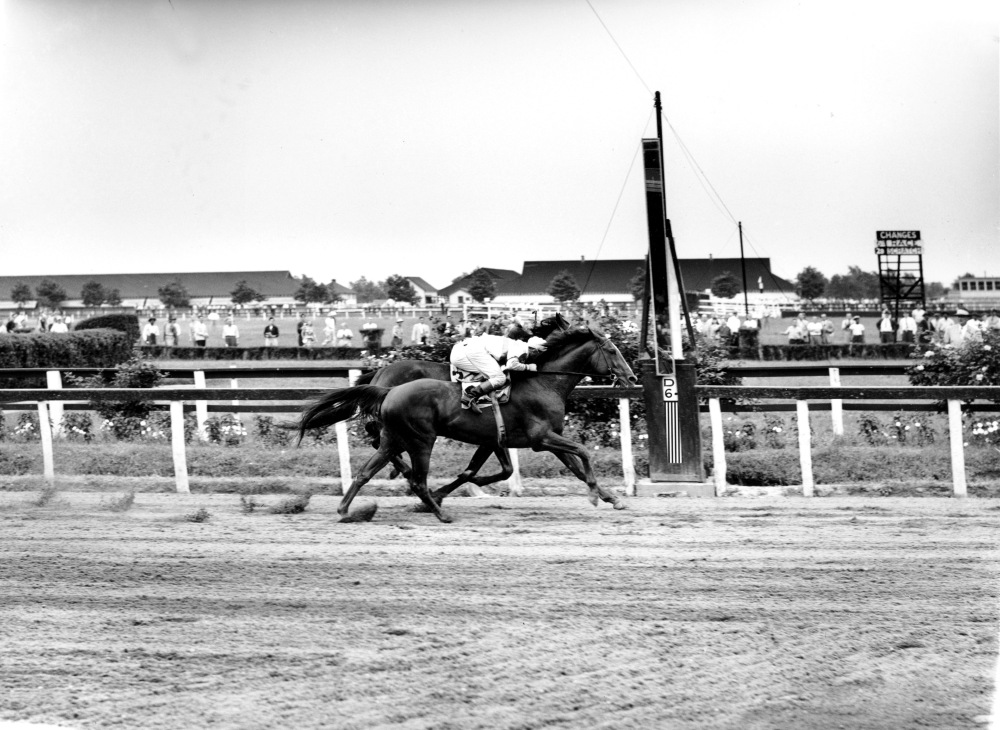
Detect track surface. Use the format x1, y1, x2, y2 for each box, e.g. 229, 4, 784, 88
1, 493, 999, 729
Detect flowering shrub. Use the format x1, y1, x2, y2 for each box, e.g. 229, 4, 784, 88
762, 415, 786, 449
722, 418, 757, 452
13, 413, 40, 441
857, 414, 888, 446
68, 355, 165, 440
968, 418, 1000, 446
858, 411, 936, 446
0, 410, 5, 441
907, 330, 1000, 396
254, 415, 291, 447
61, 412, 94, 442
204, 415, 247, 446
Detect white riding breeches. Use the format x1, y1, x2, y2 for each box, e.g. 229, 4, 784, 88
450, 341, 508, 389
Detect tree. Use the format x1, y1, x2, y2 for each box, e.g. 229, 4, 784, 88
925, 281, 946, 300
795, 266, 828, 302
710, 271, 741, 299
157, 278, 191, 308
324, 280, 344, 305
36, 279, 67, 308
105, 288, 122, 307
826, 266, 880, 300
546, 270, 581, 304
628, 266, 646, 302
385, 274, 419, 305
230, 280, 266, 306
10, 282, 32, 307
81, 280, 108, 307
293, 276, 328, 306
466, 268, 497, 303
349, 277, 386, 303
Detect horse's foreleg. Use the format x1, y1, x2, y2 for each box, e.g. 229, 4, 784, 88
431, 445, 510, 503
535, 432, 625, 510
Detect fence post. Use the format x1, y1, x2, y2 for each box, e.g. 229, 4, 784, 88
797, 400, 814, 496
46, 371, 64, 437
708, 398, 726, 495
618, 397, 636, 496
37, 402, 54, 484
193, 370, 208, 440
334, 369, 361, 494
229, 365, 240, 420
170, 400, 190, 494
947, 399, 967, 497
829, 367, 843, 436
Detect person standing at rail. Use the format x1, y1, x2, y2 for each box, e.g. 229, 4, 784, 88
263, 317, 280, 348
190, 315, 208, 347
222, 316, 240, 347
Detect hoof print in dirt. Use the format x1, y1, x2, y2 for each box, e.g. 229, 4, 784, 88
339, 501, 378, 523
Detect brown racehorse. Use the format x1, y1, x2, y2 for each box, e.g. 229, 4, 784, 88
298, 326, 638, 523
352, 313, 572, 495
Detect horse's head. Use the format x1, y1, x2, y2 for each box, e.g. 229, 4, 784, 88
584, 327, 638, 387
532, 326, 638, 387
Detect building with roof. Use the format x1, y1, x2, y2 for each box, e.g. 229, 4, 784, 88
437, 268, 522, 305
403, 277, 438, 306
489, 257, 797, 308
0, 271, 341, 310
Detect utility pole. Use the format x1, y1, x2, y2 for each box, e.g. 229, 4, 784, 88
738, 221, 750, 317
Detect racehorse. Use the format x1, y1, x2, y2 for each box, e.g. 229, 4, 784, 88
298, 326, 638, 523
351, 313, 572, 494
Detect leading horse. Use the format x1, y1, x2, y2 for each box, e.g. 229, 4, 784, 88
351, 313, 572, 495
298, 326, 637, 523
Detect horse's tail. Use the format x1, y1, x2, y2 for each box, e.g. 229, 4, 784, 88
297, 385, 390, 444
353, 369, 377, 386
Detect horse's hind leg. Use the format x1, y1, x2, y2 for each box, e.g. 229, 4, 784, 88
536, 433, 625, 510
338, 438, 400, 519
430, 444, 510, 503
406, 441, 454, 524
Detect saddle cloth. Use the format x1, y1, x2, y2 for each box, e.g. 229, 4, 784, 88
450, 365, 510, 408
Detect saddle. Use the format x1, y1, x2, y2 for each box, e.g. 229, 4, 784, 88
449, 365, 511, 409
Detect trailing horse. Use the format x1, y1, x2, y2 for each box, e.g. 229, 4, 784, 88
298, 326, 637, 523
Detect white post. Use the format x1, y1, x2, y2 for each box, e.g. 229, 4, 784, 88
829, 367, 844, 436
947, 399, 967, 497
709, 398, 726, 495
46, 371, 64, 437
193, 370, 208, 440
505, 448, 523, 496
229, 373, 240, 421
797, 400, 814, 497
170, 401, 190, 494
37, 402, 54, 484
334, 369, 362, 494
618, 397, 635, 496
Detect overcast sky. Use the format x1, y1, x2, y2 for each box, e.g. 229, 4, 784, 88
1, 0, 996, 295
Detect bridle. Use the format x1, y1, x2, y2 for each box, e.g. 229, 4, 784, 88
529, 331, 628, 386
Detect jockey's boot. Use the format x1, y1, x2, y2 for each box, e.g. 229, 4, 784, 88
462, 380, 499, 414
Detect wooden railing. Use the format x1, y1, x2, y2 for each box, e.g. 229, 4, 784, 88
1, 366, 997, 499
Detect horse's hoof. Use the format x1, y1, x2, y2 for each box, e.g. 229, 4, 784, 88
612, 500, 627, 510
410, 502, 433, 513
339, 501, 378, 523
436, 511, 454, 524
587, 493, 599, 507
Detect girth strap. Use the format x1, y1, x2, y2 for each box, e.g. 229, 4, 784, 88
490, 391, 506, 448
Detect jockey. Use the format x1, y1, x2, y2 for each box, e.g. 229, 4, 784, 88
450, 333, 548, 412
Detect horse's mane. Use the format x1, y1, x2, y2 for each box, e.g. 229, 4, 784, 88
533, 326, 603, 363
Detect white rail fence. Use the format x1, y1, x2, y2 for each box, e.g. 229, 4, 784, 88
2, 370, 997, 498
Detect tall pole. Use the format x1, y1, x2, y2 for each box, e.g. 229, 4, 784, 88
738, 221, 750, 317
654, 92, 696, 353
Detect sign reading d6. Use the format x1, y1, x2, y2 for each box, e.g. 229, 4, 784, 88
662, 377, 678, 402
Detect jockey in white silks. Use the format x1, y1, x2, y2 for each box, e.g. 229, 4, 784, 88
450, 333, 548, 412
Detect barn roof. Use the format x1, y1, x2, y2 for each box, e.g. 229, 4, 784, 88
438, 268, 521, 297
494, 258, 795, 296
404, 276, 438, 293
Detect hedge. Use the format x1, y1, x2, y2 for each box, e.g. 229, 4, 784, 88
74, 313, 141, 342
0, 330, 134, 369
747, 343, 917, 361
136, 345, 367, 360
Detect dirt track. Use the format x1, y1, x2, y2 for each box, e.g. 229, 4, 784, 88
1, 492, 998, 729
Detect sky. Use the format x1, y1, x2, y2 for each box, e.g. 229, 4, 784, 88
0, 0, 997, 295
